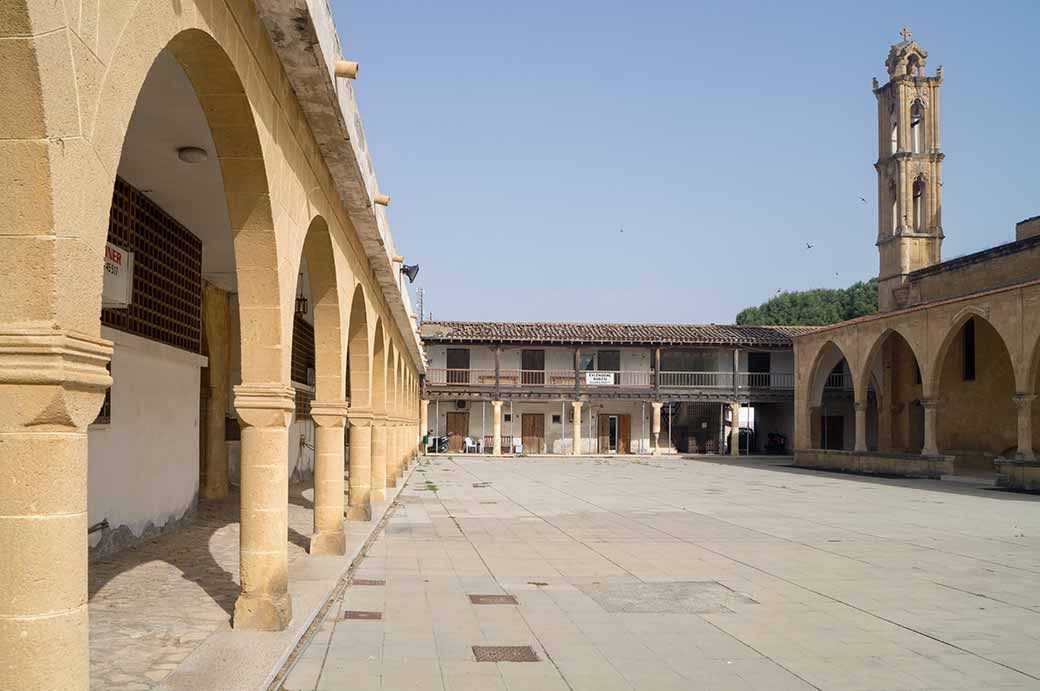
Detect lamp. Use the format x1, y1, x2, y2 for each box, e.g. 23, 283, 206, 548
294, 272, 307, 316
400, 264, 419, 283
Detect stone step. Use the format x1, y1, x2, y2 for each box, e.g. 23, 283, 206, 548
941, 473, 997, 487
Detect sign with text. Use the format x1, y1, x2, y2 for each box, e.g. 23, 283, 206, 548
102, 242, 134, 308
584, 371, 615, 386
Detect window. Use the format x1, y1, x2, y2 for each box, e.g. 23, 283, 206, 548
521, 349, 545, 385
552, 414, 562, 424
912, 178, 924, 231
890, 181, 899, 233
747, 352, 771, 387
963, 319, 976, 381
889, 103, 898, 155
579, 353, 595, 371
503, 414, 512, 422
93, 362, 112, 425
910, 101, 924, 153
446, 348, 470, 384
597, 350, 621, 371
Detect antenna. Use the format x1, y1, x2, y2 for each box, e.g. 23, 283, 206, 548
416, 288, 425, 326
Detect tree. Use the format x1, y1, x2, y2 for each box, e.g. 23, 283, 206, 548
736, 279, 878, 326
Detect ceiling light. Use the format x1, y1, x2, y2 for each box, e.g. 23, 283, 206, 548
177, 146, 208, 164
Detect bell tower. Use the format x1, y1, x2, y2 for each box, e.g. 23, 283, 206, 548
874, 27, 944, 311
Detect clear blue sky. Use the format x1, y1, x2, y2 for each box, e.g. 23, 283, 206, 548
333, 1, 1040, 324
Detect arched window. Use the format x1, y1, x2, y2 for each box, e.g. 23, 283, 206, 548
889, 103, 898, 155
910, 101, 924, 153
890, 181, 898, 233
912, 177, 925, 231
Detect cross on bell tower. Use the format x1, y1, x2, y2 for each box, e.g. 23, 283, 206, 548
873, 27, 945, 311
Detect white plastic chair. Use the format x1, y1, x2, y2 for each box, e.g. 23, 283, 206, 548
512, 437, 523, 455
464, 436, 478, 454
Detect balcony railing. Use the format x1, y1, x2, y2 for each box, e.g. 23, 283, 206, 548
426, 368, 798, 391
824, 372, 853, 390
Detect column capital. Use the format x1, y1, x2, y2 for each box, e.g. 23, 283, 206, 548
854, 401, 869, 412
234, 383, 295, 428
310, 399, 349, 428
571, 400, 583, 409
651, 401, 663, 410
1014, 393, 1037, 408
347, 407, 375, 426
919, 397, 941, 410
0, 328, 112, 429
491, 400, 503, 409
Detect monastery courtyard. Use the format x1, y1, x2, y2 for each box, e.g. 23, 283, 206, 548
273, 456, 1040, 690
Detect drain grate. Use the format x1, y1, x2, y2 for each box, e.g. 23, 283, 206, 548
472, 645, 539, 662
468, 594, 518, 605
472, 482, 492, 488
352, 578, 386, 586
342, 610, 382, 620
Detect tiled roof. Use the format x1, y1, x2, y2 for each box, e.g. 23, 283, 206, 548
420, 321, 816, 348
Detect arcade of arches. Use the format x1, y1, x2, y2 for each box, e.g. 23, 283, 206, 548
0, 2, 422, 689
794, 282, 1040, 483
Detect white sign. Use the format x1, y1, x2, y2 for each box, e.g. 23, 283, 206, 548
102, 242, 134, 308
584, 371, 615, 386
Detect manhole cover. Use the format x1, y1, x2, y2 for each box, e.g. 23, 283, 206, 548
472, 646, 539, 662
576, 581, 757, 614
468, 594, 518, 605
342, 610, 382, 620
352, 579, 386, 586
472, 482, 492, 488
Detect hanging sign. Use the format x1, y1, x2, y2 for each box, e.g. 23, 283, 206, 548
584, 371, 614, 386
102, 242, 134, 308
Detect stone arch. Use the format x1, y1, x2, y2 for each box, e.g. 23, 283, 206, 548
860, 329, 926, 453
347, 284, 371, 407
931, 309, 1018, 462
1029, 332, 1040, 396
371, 319, 387, 415
857, 327, 927, 398
807, 341, 856, 408
805, 340, 857, 451
298, 216, 344, 401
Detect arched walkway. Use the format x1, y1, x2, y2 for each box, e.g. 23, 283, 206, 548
860, 329, 926, 453
346, 285, 374, 521
931, 314, 1018, 474
370, 321, 388, 500
806, 341, 857, 450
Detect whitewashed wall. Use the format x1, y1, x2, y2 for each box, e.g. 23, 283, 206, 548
88, 327, 207, 550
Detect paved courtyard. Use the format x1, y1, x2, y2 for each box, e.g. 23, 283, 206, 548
281, 455, 1040, 691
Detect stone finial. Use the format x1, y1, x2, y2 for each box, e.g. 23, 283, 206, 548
900, 26, 912, 42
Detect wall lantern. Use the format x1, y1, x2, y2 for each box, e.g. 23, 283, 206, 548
294, 272, 308, 316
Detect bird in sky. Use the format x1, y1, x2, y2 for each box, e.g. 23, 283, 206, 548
859, 197, 867, 203
619, 227, 624, 233
806, 242, 814, 250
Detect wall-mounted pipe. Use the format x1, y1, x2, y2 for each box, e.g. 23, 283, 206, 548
374, 194, 391, 206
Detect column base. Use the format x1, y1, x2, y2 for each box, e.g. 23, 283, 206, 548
346, 504, 372, 521
233, 591, 292, 631
200, 483, 230, 501
309, 529, 346, 556
371, 487, 386, 502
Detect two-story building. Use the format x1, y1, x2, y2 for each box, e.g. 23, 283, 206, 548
421, 321, 817, 456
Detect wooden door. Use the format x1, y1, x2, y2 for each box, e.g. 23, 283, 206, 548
618, 414, 631, 454
446, 412, 468, 452
597, 415, 609, 453
521, 414, 544, 454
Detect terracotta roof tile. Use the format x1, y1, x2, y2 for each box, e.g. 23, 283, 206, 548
420, 321, 815, 348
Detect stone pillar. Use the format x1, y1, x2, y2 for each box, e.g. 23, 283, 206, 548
571, 401, 583, 455
651, 401, 663, 454
370, 416, 388, 501
0, 331, 111, 690
921, 398, 940, 457
202, 283, 231, 499
1014, 394, 1036, 461
420, 400, 429, 453
384, 420, 398, 489
729, 401, 741, 456
233, 384, 295, 630
810, 406, 822, 448
309, 400, 349, 555
347, 411, 373, 521
854, 400, 868, 452
492, 400, 503, 456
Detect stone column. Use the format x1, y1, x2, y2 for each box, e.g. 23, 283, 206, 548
1014, 394, 1036, 461
921, 398, 940, 457
420, 399, 429, 453
309, 400, 349, 555
384, 420, 398, 489
810, 406, 822, 448
651, 401, 663, 454
729, 401, 741, 456
571, 401, 583, 455
854, 400, 868, 452
202, 283, 231, 499
233, 384, 295, 630
492, 400, 503, 456
0, 330, 111, 690
370, 416, 388, 502
347, 410, 373, 521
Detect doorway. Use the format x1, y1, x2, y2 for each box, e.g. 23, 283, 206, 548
446, 412, 468, 452
822, 415, 844, 450
522, 414, 545, 454
597, 414, 631, 454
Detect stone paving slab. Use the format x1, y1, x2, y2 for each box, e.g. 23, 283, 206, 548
281, 454, 1040, 691
88, 465, 413, 691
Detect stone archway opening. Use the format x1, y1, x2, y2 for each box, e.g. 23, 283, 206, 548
934, 316, 1017, 476
861, 331, 925, 453
807, 342, 856, 450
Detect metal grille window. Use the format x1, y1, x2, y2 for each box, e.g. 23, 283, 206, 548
291, 314, 315, 385
93, 363, 112, 425
101, 177, 202, 353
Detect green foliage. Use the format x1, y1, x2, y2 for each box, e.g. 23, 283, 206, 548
736, 278, 878, 326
